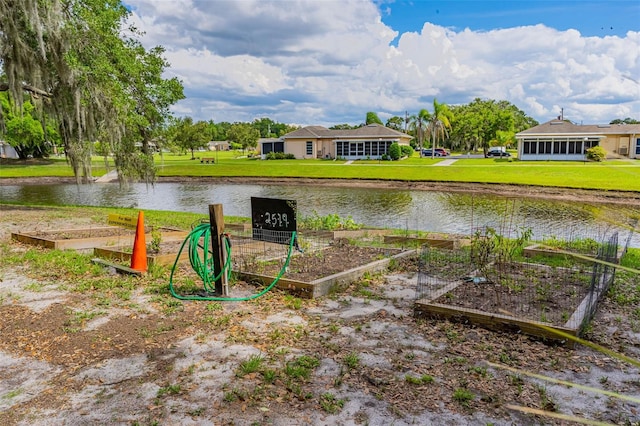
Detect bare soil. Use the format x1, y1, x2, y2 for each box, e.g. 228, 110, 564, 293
432, 263, 591, 327
259, 239, 402, 282
0, 205, 639, 425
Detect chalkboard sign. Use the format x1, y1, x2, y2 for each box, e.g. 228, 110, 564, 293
251, 197, 297, 244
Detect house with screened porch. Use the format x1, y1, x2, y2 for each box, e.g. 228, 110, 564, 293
260, 123, 412, 160
516, 120, 640, 161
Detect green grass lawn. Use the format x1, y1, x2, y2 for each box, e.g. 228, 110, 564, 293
2, 151, 639, 192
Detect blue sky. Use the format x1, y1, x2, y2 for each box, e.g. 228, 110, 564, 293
127, 0, 640, 127
379, 1, 638, 39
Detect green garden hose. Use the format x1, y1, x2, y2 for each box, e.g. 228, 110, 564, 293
169, 223, 296, 301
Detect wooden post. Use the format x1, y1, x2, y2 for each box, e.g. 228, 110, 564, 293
209, 204, 226, 296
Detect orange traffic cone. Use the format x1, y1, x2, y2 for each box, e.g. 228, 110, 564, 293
130, 211, 148, 272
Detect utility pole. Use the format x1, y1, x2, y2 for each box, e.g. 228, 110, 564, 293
404, 110, 409, 133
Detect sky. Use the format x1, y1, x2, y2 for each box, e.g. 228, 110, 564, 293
126, 0, 640, 127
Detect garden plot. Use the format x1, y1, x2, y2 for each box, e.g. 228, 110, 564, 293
414, 245, 614, 343
11, 226, 187, 252
170, 237, 414, 299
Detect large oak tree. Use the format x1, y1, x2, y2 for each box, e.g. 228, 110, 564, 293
0, 0, 183, 183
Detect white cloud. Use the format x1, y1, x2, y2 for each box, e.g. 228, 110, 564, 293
126, 0, 640, 126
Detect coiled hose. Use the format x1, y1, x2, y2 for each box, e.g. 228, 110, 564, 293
169, 222, 296, 301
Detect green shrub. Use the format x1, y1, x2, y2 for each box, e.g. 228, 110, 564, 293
265, 151, 296, 160
389, 143, 401, 160
401, 145, 414, 157
586, 146, 606, 162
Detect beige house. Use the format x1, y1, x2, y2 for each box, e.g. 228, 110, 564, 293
516, 120, 640, 161
261, 123, 412, 160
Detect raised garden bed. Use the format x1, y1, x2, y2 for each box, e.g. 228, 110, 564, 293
414, 246, 614, 344
170, 238, 415, 299
12, 227, 187, 251
94, 240, 189, 267
384, 234, 470, 249
523, 243, 622, 264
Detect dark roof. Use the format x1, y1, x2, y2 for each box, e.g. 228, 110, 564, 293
283, 123, 410, 139
517, 120, 640, 136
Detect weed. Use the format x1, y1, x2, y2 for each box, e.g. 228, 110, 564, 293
469, 366, 488, 377
405, 374, 434, 385
149, 228, 162, 253
188, 407, 205, 417
283, 295, 303, 310
206, 302, 223, 311
157, 384, 181, 397
453, 388, 474, 407
319, 393, 345, 414
285, 355, 319, 380
237, 354, 264, 377
262, 369, 277, 384
537, 385, 557, 411
343, 352, 360, 369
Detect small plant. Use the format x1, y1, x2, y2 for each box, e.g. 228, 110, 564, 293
206, 302, 223, 311
343, 352, 360, 369
469, 366, 488, 377
149, 228, 162, 253
319, 392, 346, 413
157, 384, 181, 397
453, 388, 474, 407
237, 354, 264, 377
405, 374, 434, 385
328, 322, 340, 333
262, 369, 277, 384
537, 385, 558, 411
285, 355, 319, 380
283, 295, 303, 310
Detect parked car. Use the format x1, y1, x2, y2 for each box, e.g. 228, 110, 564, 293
486, 149, 511, 157
422, 149, 442, 157
422, 148, 449, 157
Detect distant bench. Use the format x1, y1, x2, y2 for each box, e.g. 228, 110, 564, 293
200, 157, 215, 164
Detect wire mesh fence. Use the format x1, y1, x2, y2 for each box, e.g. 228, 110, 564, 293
227, 228, 333, 275
416, 227, 623, 336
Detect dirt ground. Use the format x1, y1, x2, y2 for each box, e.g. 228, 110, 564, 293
1, 205, 640, 425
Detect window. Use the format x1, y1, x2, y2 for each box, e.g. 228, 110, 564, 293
306, 141, 313, 155
568, 141, 576, 154
264, 142, 284, 154
371, 141, 378, 156
553, 141, 560, 154
545, 141, 552, 154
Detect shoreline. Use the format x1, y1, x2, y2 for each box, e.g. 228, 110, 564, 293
2, 175, 640, 207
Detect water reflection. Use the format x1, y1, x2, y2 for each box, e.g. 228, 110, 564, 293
0, 182, 637, 246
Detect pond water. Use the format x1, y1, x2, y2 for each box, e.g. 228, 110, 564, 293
1, 182, 637, 246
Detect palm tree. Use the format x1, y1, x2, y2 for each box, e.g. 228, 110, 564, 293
426, 99, 452, 158
409, 109, 431, 156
